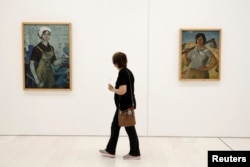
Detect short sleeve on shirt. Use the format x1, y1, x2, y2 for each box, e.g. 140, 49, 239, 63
116, 69, 128, 87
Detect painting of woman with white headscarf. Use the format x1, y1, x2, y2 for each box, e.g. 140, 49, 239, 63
23, 23, 71, 89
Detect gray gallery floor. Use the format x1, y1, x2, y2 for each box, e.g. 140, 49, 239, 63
0, 136, 249, 167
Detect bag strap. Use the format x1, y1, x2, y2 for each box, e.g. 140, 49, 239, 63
118, 68, 135, 109
126, 69, 135, 108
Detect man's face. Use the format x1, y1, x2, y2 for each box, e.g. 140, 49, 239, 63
196, 36, 204, 45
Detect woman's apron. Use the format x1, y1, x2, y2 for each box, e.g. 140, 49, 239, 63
35, 46, 55, 88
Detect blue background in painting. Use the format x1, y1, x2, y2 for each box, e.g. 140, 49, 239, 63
182, 30, 220, 48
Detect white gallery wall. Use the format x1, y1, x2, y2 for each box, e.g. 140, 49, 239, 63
0, 0, 249, 137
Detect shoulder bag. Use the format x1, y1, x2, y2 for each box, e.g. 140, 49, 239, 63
118, 70, 136, 127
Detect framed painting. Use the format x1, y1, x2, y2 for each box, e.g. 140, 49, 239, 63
180, 29, 221, 80
22, 22, 72, 90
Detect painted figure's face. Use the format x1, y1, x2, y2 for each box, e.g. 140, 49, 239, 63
196, 36, 204, 46
41, 30, 51, 41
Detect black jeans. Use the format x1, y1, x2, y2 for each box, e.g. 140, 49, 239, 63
105, 109, 140, 156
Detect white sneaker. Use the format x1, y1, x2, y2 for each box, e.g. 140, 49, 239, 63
99, 149, 115, 158
123, 154, 141, 160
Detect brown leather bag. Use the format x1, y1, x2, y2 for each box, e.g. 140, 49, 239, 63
118, 107, 136, 127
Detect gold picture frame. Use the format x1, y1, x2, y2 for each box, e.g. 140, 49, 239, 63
22, 22, 72, 90
180, 29, 221, 80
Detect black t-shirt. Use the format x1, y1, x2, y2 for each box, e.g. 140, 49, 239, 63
114, 68, 136, 111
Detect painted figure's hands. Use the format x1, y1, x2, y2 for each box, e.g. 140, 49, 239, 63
34, 77, 40, 85
34, 77, 44, 87
54, 59, 66, 66
199, 66, 208, 71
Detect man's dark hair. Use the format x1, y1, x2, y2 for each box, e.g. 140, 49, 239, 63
195, 33, 206, 44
